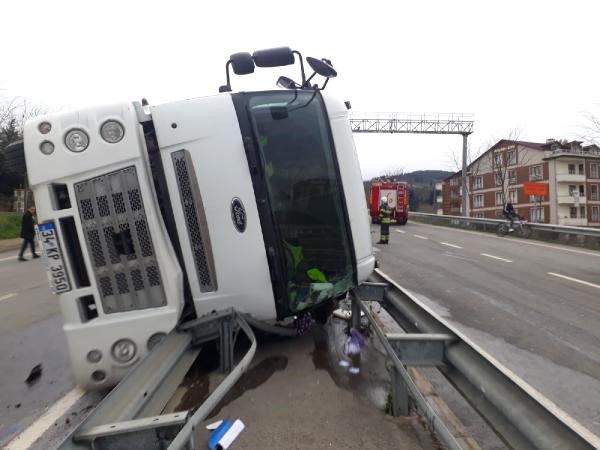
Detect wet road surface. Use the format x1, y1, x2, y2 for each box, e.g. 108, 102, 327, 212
0, 248, 74, 447
374, 221, 600, 437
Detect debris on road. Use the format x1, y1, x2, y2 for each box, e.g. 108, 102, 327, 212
24, 364, 42, 386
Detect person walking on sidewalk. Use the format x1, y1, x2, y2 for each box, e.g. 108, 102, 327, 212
18, 206, 40, 261
377, 196, 391, 244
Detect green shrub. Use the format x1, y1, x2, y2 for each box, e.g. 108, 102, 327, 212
0, 212, 21, 239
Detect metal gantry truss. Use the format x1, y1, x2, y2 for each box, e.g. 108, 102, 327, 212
350, 112, 474, 216
349, 112, 474, 135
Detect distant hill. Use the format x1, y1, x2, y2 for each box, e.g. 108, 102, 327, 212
368, 170, 453, 185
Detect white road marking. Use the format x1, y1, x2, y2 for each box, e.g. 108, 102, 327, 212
547, 272, 600, 290
440, 242, 462, 249
414, 222, 600, 257
413, 234, 428, 240
0, 292, 17, 302
395, 229, 406, 234
6, 387, 86, 450
480, 253, 513, 263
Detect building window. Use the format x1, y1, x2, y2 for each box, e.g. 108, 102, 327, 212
568, 164, 576, 174
473, 176, 483, 190
579, 185, 585, 196
529, 194, 544, 202
580, 206, 586, 218
530, 207, 544, 222
474, 212, 485, 218
591, 184, 599, 201
494, 153, 503, 167
592, 206, 600, 222
591, 163, 598, 179
450, 178, 458, 186
508, 169, 517, 184
508, 189, 518, 203
495, 191, 503, 205
495, 173, 502, 186
507, 149, 517, 165
578, 163, 585, 175
570, 207, 577, 218
568, 185, 577, 195
529, 165, 542, 181
473, 194, 484, 208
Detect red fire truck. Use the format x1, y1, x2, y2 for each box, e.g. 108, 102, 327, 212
369, 181, 408, 225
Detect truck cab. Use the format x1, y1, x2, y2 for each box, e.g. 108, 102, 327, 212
24, 48, 375, 388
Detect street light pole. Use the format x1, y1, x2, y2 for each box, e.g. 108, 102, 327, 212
461, 133, 469, 216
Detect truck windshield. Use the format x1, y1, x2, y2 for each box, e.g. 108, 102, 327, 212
248, 91, 354, 313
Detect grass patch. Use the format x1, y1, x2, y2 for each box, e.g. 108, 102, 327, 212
0, 212, 21, 239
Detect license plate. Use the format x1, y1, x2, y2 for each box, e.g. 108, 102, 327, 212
38, 222, 71, 294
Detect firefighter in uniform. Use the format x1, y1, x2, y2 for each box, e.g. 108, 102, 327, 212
378, 196, 391, 244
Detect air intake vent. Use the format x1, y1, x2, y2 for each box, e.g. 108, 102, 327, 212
75, 166, 167, 313
172, 150, 217, 292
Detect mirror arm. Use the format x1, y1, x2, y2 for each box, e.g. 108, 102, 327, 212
292, 50, 307, 86
220, 61, 232, 92
320, 77, 330, 90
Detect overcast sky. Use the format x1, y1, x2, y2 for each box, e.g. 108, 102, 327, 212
2, 0, 599, 179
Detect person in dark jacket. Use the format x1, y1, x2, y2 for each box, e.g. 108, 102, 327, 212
18, 206, 40, 261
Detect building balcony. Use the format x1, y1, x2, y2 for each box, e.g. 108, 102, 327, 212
556, 173, 586, 183
558, 195, 586, 204
558, 218, 588, 226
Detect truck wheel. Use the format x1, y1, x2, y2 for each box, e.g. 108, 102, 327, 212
399, 218, 408, 225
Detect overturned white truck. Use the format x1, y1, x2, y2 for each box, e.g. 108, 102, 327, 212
24, 47, 375, 389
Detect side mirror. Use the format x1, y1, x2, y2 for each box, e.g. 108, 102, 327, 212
230, 52, 255, 75
276, 76, 300, 89
306, 57, 337, 78
253, 47, 295, 67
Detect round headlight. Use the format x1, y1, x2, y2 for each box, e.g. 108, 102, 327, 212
100, 120, 125, 143
147, 332, 166, 351
87, 349, 102, 363
38, 122, 52, 134
111, 339, 137, 363
65, 129, 89, 152
39, 141, 55, 155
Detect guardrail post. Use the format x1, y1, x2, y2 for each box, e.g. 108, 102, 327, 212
350, 291, 361, 330
391, 366, 409, 416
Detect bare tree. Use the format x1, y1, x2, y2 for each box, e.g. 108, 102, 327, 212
484, 128, 530, 209
580, 112, 600, 145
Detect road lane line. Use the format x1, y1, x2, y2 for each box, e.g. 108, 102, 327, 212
480, 253, 513, 263
6, 387, 85, 450
413, 234, 428, 240
395, 229, 406, 234
414, 222, 600, 257
0, 293, 17, 302
547, 272, 600, 290
440, 242, 462, 249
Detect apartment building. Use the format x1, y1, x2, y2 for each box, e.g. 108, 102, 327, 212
442, 139, 600, 226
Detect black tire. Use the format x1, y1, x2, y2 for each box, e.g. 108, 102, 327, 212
496, 223, 509, 237
519, 225, 531, 238
398, 218, 408, 226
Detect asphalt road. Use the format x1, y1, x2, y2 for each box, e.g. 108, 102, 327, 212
373, 221, 600, 437
0, 248, 75, 447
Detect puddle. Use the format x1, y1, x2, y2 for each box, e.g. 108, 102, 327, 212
172, 338, 288, 419
311, 319, 389, 409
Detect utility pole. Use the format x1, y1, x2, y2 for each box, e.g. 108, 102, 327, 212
461, 133, 469, 217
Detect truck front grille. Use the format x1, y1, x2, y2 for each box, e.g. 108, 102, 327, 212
75, 166, 167, 314
172, 150, 216, 292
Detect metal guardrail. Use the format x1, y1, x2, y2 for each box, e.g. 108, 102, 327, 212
357, 270, 600, 450
409, 211, 600, 243
59, 309, 257, 450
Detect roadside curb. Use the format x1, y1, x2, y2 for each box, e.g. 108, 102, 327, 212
0, 238, 22, 254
